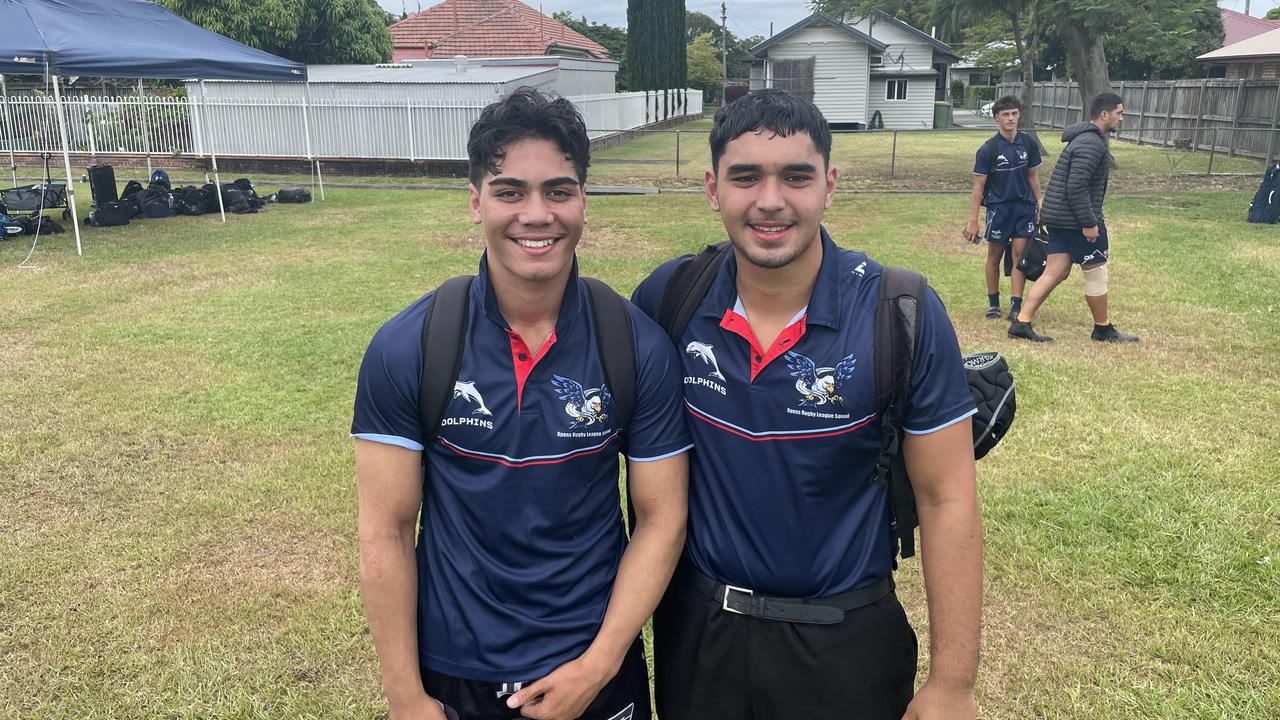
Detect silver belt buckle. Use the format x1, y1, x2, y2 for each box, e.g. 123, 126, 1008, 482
722, 584, 753, 614
496, 681, 526, 700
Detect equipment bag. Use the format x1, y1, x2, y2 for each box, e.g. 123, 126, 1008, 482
656, 242, 1016, 561
139, 187, 175, 218
0, 212, 23, 238
172, 186, 206, 216
1247, 164, 1280, 224
86, 201, 131, 227
232, 178, 266, 210
276, 187, 312, 203
1016, 226, 1050, 281
198, 184, 221, 214
221, 186, 254, 214
17, 214, 63, 235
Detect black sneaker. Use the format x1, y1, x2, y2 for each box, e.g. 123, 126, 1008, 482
1009, 320, 1053, 343
985, 306, 1002, 319
1008, 307, 1021, 322
1091, 324, 1139, 343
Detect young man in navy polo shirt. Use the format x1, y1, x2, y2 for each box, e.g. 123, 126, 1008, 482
632, 90, 983, 720
353, 89, 691, 720
963, 95, 1042, 321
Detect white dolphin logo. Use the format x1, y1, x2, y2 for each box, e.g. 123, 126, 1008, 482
452, 381, 492, 416
685, 341, 726, 380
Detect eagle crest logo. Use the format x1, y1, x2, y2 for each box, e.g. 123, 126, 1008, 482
785, 351, 856, 408
551, 374, 613, 426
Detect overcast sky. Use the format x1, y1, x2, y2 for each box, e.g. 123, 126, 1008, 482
376, 0, 814, 40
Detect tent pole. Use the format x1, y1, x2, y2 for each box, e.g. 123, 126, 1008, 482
303, 80, 323, 201
199, 80, 226, 223
138, 79, 151, 177
51, 75, 83, 256
1, 75, 16, 187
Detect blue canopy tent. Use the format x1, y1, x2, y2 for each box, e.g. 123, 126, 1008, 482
0, 0, 305, 254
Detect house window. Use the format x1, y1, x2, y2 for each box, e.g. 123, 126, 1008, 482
886, 79, 908, 101
870, 54, 883, 67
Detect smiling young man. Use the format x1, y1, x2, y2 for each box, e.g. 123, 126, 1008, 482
631, 90, 983, 720
963, 95, 1042, 321
352, 89, 690, 720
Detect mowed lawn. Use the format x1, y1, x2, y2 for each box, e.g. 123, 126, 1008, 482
1, 187, 1277, 719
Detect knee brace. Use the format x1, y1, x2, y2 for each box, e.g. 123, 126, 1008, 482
1082, 264, 1109, 297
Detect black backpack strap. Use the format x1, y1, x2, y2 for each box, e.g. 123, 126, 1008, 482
581, 277, 636, 430
655, 241, 731, 342
419, 276, 473, 453
873, 266, 927, 560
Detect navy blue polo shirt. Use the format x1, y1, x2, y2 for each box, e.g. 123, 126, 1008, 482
352, 255, 691, 681
974, 132, 1041, 206
632, 229, 975, 598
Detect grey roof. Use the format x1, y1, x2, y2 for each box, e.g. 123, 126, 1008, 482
870, 11, 958, 61
751, 13, 887, 56
1198, 27, 1280, 61
296, 63, 556, 84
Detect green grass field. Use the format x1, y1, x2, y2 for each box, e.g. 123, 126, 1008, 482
1, 187, 1277, 719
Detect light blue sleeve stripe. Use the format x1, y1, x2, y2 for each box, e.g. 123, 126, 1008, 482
352, 433, 425, 452
903, 408, 978, 436
627, 444, 693, 463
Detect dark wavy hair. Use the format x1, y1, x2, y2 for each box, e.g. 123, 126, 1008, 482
708, 89, 832, 174
992, 95, 1021, 116
467, 87, 590, 188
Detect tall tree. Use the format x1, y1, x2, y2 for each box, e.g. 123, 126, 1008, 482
687, 32, 723, 98
628, 0, 688, 91
158, 0, 298, 53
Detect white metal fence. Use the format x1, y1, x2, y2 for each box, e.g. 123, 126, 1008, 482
0, 89, 703, 162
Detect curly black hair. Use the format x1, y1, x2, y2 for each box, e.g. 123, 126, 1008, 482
467, 87, 590, 189
991, 95, 1021, 116
708, 89, 832, 174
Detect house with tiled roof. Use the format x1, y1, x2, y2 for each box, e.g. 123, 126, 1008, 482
1198, 25, 1280, 80
1220, 8, 1280, 47
389, 0, 609, 63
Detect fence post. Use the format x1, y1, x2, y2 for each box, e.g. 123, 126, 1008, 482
1136, 81, 1149, 145
1193, 79, 1208, 151
1117, 81, 1125, 139
675, 129, 681, 176
1208, 125, 1217, 174
1267, 82, 1280, 167
138, 79, 153, 177
1229, 79, 1245, 158
85, 98, 97, 157
1163, 83, 1175, 147
1, 74, 16, 186
406, 98, 415, 162
890, 130, 897, 177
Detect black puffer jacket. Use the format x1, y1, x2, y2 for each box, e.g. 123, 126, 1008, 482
1040, 122, 1111, 229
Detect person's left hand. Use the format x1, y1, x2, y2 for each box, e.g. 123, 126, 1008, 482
901, 678, 977, 720
506, 656, 614, 720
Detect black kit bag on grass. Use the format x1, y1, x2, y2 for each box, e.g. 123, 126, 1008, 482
87, 201, 131, 227
1247, 164, 1280, 224
1016, 226, 1050, 281
232, 178, 266, 210
656, 243, 1017, 561
198, 184, 221, 214
17, 214, 63, 235
221, 186, 255, 214
276, 187, 311, 203
172, 186, 206, 216
139, 187, 176, 218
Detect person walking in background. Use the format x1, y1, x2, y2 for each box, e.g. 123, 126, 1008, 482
1009, 92, 1139, 344
963, 95, 1042, 321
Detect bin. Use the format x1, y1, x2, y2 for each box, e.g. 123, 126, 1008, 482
933, 101, 952, 129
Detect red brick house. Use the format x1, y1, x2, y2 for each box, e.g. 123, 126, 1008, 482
389, 0, 609, 62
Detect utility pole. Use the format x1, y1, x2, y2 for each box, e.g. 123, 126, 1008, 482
721, 1, 728, 103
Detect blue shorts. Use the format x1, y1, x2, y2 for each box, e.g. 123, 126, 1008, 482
1047, 224, 1109, 265
984, 202, 1037, 244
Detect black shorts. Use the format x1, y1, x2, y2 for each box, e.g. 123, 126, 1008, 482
1047, 223, 1109, 265
421, 637, 650, 720
653, 567, 918, 720
984, 202, 1037, 244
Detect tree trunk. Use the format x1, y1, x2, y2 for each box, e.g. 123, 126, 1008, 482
1056, 11, 1110, 123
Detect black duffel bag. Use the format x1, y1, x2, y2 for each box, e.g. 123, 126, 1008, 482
139, 187, 176, 218
221, 186, 255, 214
1016, 226, 1050, 281
87, 201, 131, 227
172, 186, 206, 216
276, 187, 312, 203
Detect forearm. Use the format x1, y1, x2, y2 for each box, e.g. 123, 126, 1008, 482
581, 507, 686, 675
916, 495, 984, 690
968, 182, 984, 221
361, 529, 428, 706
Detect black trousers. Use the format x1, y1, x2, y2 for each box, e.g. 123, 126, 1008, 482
421, 637, 650, 720
653, 570, 918, 720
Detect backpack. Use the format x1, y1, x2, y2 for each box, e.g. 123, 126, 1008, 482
119, 180, 145, 218
1247, 164, 1280, 224
1015, 226, 1050, 281
199, 183, 221, 214
139, 187, 175, 218
655, 242, 1016, 561
220, 186, 254, 214
149, 169, 171, 192
86, 201, 131, 227
172, 186, 206, 216
276, 187, 312, 204
232, 178, 266, 210
17, 214, 64, 235
418, 276, 636, 444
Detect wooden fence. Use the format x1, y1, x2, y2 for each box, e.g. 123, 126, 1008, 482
997, 79, 1280, 165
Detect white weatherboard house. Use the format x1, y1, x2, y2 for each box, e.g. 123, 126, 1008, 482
747, 12, 958, 129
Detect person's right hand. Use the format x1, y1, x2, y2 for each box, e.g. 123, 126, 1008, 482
389, 693, 451, 720
1082, 225, 1099, 242
962, 219, 979, 244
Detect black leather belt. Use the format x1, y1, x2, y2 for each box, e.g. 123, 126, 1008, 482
676, 562, 894, 625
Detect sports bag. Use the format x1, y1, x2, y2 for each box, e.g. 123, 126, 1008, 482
232, 178, 266, 210
276, 187, 312, 204
87, 201, 131, 227
0, 212, 23, 238
655, 242, 1016, 561
1016, 226, 1050, 281
1247, 164, 1280, 224
172, 186, 206, 216
221, 186, 254, 214
139, 187, 175, 218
